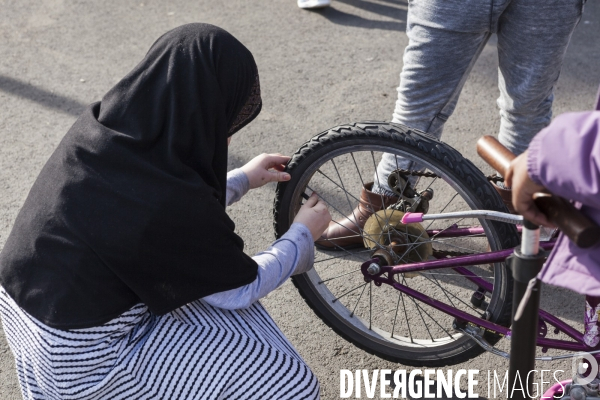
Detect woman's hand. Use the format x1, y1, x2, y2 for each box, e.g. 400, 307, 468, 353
505, 151, 554, 228
240, 153, 291, 189
293, 193, 332, 242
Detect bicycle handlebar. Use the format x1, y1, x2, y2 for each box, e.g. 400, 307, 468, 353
476, 135, 600, 248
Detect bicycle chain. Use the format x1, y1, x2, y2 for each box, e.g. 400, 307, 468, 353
393, 168, 499, 258
432, 249, 473, 258
395, 169, 504, 183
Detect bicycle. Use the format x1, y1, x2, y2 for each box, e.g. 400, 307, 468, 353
272, 122, 600, 397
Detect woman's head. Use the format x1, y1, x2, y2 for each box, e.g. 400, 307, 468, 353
96, 23, 261, 200
99, 23, 261, 138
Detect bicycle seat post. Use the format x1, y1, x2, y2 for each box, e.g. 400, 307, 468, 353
508, 220, 545, 399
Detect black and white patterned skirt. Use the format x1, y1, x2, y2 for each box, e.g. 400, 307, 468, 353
0, 288, 320, 399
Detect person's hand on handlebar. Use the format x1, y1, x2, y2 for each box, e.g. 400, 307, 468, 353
505, 151, 555, 228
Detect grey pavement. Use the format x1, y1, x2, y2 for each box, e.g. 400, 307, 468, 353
1, 0, 599, 399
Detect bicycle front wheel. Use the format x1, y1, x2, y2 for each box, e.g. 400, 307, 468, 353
273, 122, 519, 367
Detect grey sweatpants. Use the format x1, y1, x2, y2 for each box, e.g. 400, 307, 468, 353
374, 0, 585, 195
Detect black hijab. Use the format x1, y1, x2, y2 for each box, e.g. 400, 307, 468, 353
0, 24, 262, 329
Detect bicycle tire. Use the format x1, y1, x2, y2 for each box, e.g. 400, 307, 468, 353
273, 122, 520, 367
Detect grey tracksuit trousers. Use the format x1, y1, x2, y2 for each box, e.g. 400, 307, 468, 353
374, 0, 585, 195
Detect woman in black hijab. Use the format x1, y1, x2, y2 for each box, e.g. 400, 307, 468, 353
0, 23, 328, 399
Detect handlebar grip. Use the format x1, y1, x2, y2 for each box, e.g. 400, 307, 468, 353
533, 193, 600, 249
476, 136, 600, 248
476, 135, 515, 176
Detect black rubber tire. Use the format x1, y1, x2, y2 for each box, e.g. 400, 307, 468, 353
273, 122, 520, 367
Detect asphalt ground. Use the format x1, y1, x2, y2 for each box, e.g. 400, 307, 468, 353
1, 0, 599, 399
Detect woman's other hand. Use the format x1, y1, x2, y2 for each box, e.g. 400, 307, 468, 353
241, 153, 291, 189
293, 193, 332, 242
505, 151, 554, 228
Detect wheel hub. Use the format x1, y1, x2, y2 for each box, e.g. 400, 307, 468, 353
362, 209, 433, 269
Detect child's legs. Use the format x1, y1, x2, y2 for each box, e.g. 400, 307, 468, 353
496, 0, 583, 156
374, 0, 492, 195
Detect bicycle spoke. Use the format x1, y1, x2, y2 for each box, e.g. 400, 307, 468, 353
423, 273, 476, 312
437, 192, 459, 215
391, 291, 402, 338
400, 286, 413, 343
409, 293, 455, 341
315, 169, 361, 205
409, 294, 436, 341
401, 275, 455, 340
423, 176, 437, 192
392, 231, 490, 313
314, 248, 373, 264
330, 158, 355, 216
319, 268, 361, 283
351, 152, 367, 188
350, 283, 369, 318
332, 282, 369, 303
411, 246, 460, 310
314, 234, 366, 257
369, 281, 372, 330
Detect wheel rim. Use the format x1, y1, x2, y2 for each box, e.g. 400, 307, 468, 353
284, 143, 507, 352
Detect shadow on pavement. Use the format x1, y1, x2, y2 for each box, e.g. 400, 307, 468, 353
336, 0, 407, 20
0, 75, 86, 117
310, 0, 408, 31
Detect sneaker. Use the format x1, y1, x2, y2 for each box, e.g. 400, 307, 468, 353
297, 0, 330, 9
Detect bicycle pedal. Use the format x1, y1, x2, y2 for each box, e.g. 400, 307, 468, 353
452, 319, 468, 331
470, 289, 489, 310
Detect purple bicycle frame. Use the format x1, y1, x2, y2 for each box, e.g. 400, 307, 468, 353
361, 239, 593, 354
